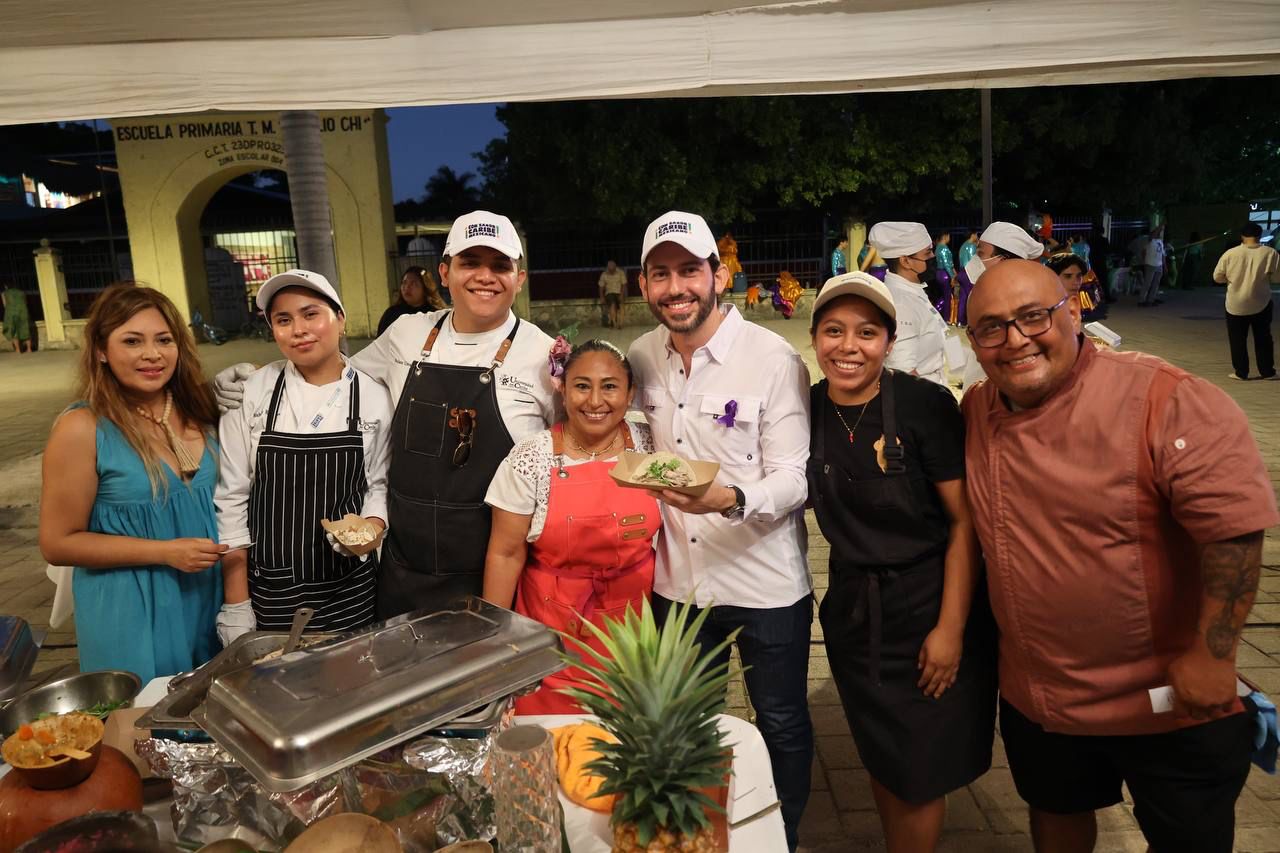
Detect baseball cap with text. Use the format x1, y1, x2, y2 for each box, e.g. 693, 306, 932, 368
444, 210, 523, 260
641, 211, 719, 266
255, 269, 344, 314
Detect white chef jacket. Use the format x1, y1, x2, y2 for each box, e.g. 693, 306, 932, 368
883, 270, 948, 387
215, 358, 394, 549
352, 309, 558, 444
628, 305, 812, 609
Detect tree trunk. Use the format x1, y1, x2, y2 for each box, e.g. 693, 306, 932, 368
281, 111, 338, 288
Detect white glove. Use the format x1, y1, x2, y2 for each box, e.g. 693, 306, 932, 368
325, 530, 368, 561
216, 600, 257, 647
214, 362, 257, 412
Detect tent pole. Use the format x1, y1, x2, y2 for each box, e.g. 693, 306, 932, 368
981, 88, 993, 225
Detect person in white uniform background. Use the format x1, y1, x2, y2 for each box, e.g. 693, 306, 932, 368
215, 212, 558, 618
214, 270, 394, 644
961, 222, 1047, 389
868, 222, 949, 387
628, 211, 814, 852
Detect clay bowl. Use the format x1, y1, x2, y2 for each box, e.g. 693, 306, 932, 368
283, 813, 401, 853
13, 810, 160, 853
0, 712, 104, 790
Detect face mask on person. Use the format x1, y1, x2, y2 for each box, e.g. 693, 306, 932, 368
965, 254, 989, 283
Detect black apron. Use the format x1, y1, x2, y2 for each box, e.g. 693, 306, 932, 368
807, 373, 995, 804
247, 368, 377, 632
377, 312, 519, 618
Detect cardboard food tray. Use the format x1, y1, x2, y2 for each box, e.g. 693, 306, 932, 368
319, 514, 384, 557
609, 451, 719, 498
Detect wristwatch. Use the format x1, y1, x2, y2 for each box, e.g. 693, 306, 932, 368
721, 484, 746, 519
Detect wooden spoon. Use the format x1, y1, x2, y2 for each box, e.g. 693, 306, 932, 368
47, 744, 93, 760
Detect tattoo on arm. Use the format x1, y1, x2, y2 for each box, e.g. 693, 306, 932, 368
1200, 531, 1263, 659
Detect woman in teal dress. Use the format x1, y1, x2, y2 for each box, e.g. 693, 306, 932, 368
39, 284, 225, 682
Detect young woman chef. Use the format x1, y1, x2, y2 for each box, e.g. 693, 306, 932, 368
214, 270, 394, 644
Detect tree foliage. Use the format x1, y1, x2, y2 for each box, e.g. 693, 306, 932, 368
477, 77, 1280, 223
396, 165, 481, 220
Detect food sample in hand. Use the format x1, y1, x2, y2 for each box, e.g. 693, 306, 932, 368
609, 450, 720, 498
319, 513, 385, 557
635, 453, 697, 488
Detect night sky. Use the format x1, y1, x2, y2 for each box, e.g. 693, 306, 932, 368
385, 104, 504, 203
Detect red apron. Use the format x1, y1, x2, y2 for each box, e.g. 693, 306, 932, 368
514, 424, 660, 714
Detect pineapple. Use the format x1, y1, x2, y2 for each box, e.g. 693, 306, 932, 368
559, 599, 740, 853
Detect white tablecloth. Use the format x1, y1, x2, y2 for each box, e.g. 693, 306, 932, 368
134, 677, 788, 851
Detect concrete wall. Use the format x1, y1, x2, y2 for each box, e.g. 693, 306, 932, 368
112, 110, 397, 337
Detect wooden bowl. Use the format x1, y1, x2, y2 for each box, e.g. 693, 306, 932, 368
0, 713, 104, 790
283, 814, 401, 853
0, 746, 143, 851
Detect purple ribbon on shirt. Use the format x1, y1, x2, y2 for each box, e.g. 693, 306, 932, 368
716, 399, 738, 428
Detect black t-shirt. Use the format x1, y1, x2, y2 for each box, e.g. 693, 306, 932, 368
810, 370, 965, 568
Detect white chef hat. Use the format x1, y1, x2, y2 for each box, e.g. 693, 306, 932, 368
867, 222, 932, 259
979, 222, 1044, 259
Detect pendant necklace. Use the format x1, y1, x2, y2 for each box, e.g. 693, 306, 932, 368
832, 380, 880, 444
564, 427, 621, 461
135, 389, 202, 476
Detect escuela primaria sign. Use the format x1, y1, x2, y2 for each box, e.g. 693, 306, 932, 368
114, 115, 372, 169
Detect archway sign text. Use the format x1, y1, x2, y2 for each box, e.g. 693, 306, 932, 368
114, 115, 370, 169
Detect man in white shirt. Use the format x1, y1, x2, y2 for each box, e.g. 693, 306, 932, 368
1214, 221, 1280, 380
628, 211, 813, 852
868, 221, 949, 386
1139, 225, 1166, 307
216, 211, 558, 616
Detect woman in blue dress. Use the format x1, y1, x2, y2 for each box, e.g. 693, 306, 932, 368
39, 284, 225, 683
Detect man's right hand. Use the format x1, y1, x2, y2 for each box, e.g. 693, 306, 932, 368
214, 362, 256, 412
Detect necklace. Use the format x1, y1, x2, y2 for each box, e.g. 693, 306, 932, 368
832, 380, 879, 444
564, 425, 622, 461
135, 389, 202, 477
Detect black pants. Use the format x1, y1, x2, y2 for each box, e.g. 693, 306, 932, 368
1226, 299, 1275, 379
652, 593, 814, 852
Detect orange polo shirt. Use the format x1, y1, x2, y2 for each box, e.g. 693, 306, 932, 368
963, 340, 1278, 735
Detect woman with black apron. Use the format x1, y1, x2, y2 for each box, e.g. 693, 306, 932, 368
807, 272, 996, 852
214, 270, 394, 643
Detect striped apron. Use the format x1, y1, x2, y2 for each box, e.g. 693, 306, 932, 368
247, 368, 377, 632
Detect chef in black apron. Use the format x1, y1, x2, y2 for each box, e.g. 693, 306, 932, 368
213, 213, 560, 619
215, 270, 395, 642
806, 272, 996, 853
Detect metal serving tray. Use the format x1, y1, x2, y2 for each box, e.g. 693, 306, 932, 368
137, 630, 339, 730
192, 597, 565, 792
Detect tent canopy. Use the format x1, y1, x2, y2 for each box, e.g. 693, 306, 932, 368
3, 0, 1279, 124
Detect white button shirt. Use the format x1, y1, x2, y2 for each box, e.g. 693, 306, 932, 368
215, 358, 395, 549
350, 309, 559, 443
883, 270, 948, 386
628, 306, 811, 609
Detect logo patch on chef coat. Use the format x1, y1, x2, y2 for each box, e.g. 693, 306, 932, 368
498, 374, 535, 394
358, 418, 381, 433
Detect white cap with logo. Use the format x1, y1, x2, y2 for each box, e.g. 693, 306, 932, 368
256, 269, 344, 314
641, 211, 719, 265
813, 271, 897, 322
979, 221, 1044, 259
868, 221, 932, 259
444, 210, 523, 260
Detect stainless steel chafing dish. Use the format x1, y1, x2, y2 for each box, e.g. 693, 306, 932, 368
191, 597, 564, 792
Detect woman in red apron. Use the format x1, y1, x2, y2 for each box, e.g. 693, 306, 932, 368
484, 340, 660, 714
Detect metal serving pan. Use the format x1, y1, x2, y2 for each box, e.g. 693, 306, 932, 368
136, 631, 339, 730
192, 597, 565, 792
0, 616, 42, 703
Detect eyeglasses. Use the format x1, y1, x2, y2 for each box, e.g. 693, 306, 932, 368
449, 407, 476, 466
967, 296, 1069, 348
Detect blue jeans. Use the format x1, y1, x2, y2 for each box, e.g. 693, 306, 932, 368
653, 593, 814, 852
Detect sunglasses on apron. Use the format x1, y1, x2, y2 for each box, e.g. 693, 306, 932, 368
449, 406, 477, 467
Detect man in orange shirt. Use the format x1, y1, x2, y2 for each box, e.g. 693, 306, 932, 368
961, 260, 1276, 853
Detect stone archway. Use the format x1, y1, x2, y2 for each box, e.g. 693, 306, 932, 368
113, 110, 397, 336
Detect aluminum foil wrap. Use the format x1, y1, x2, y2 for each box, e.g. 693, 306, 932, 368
401, 699, 516, 845
137, 699, 513, 851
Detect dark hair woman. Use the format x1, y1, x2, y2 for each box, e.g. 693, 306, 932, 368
38, 283, 226, 682
483, 339, 659, 714
806, 272, 996, 853
376, 266, 447, 336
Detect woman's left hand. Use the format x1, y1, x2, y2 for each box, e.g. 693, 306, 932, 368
917, 625, 963, 699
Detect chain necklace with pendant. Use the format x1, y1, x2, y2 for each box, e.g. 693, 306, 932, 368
564, 426, 621, 461
832, 380, 880, 444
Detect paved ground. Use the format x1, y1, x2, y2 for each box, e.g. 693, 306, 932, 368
1, 288, 1278, 851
